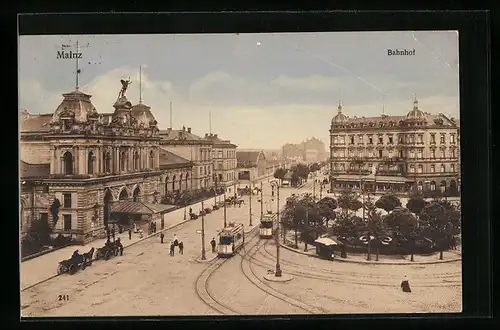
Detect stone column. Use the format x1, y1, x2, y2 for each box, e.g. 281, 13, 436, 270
116, 148, 120, 173
96, 147, 101, 174
51, 147, 56, 174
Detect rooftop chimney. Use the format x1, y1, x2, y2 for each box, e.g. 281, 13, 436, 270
182, 125, 186, 131
214, 134, 218, 138
187, 127, 191, 133
205, 133, 209, 138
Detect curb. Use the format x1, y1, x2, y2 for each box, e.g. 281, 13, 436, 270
195, 254, 218, 263
279, 241, 462, 265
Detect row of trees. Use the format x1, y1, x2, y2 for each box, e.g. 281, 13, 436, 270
161, 187, 225, 206
280, 190, 461, 261
273, 163, 312, 187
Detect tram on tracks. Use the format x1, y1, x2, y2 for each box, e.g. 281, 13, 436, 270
259, 213, 277, 239
217, 222, 245, 257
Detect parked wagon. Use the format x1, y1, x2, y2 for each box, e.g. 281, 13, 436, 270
95, 239, 123, 261
57, 247, 94, 275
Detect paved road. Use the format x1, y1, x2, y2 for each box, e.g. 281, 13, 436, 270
20, 175, 274, 291
20, 176, 298, 317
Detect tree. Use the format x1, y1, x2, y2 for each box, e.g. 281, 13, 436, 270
309, 162, 321, 172
419, 201, 456, 260
361, 196, 392, 261
317, 197, 338, 227
384, 207, 418, 261
274, 168, 287, 183
338, 190, 362, 216
406, 196, 427, 218
294, 163, 310, 180
375, 194, 402, 213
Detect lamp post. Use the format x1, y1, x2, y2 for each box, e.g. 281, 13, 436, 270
249, 180, 253, 227
312, 172, 316, 200
201, 200, 206, 260
223, 190, 227, 228
270, 180, 282, 277
260, 181, 264, 218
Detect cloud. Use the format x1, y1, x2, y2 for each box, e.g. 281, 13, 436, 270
19, 79, 65, 114
271, 75, 342, 91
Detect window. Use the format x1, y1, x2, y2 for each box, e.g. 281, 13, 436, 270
368, 136, 373, 144
431, 150, 436, 158
333, 150, 338, 157
134, 151, 140, 170
350, 136, 354, 144
87, 152, 94, 174
451, 149, 456, 158
418, 135, 423, 143
341, 136, 345, 144
430, 134, 436, 143
430, 165, 435, 172
378, 136, 383, 144
410, 150, 415, 158
368, 164, 373, 171
451, 134, 456, 143
388, 149, 393, 157
440, 150, 445, 158
409, 165, 415, 173
378, 150, 383, 158
399, 150, 404, 158
218, 151, 223, 158
219, 174, 223, 181
440, 134, 445, 144
388, 136, 393, 144
103, 152, 111, 172
368, 151, 373, 158
63, 214, 72, 231
63, 151, 73, 175
417, 165, 423, 173
340, 150, 345, 157
149, 151, 154, 168
398, 135, 404, 144
358, 135, 364, 144
417, 150, 423, 158
441, 164, 445, 172
451, 164, 455, 172
333, 136, 338, 144
199, 150, 203, 161
63, 193, 72, 208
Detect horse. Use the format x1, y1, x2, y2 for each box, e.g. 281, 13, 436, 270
82, 247, 95, 266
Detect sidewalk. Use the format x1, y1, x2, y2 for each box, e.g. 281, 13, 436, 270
21, 176, 274, 290
280, 233, 461, 265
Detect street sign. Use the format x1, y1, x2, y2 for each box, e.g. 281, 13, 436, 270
196, 230, 202, 234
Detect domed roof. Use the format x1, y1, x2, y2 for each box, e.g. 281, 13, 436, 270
131, 102, 157, 127
51, 89, 99, 123
405, 98, 426, 121
331, 102, 349, 124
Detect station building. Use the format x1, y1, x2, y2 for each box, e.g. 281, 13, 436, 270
329, 98, 460, 195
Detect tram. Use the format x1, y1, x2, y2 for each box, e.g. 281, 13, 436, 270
217, 222, 245, 257
259, 213, 277, 239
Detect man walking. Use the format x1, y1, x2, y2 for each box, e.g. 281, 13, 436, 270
178, 240, 184, 255
170, 242, 175, 256
210, 238, 216, 253
160, 232, 164, 244
128, 228, 132, 240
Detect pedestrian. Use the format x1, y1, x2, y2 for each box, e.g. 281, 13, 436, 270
153, 222, 156, 233
160, 232, 164, 244
170, 242, 175, 256
210, 238, 216, 253
139, 229, 144, 239
401, 274, 411, 293
189, 207, 192, 215
173, 234, 179, 247
128, 228, 132, 240
178, 240, 184, 255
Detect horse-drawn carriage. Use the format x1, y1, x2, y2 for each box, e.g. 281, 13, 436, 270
57, 248, 94, 275
95, 239, 124, 261
190, 212, 199, 220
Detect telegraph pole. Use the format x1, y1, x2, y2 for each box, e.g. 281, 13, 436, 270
260, 181, 263, 218
275, 182, 282, 277
201, 200, 206, 260
249, 180, 253, 226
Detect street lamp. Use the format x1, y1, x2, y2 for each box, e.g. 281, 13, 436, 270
260, 181, 264, 218
249, 180, 253, 227
223, 190, 227, 228
201, 200, 206, 260
269, 179, 282, 277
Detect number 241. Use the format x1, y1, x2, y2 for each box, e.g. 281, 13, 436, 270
58, 295, 69, 301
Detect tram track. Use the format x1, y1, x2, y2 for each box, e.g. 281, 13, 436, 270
258, 241, 462, 287
238, 233, 327, 315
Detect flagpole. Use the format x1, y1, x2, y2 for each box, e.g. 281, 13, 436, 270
139, 65, 142, 104
75, 41, 80, 90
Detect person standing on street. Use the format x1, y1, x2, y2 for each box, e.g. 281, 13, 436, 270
178, 241, 184, 255
173, 234, 179, 247
128, 228, 132, 240
401, 274, 412, 293
210, 238, 216, 253
170, 242, 175, 256
160, 232, 164, 244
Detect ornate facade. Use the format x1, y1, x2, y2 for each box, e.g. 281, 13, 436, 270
329, 99, 460, 195
20, 83, 192, 244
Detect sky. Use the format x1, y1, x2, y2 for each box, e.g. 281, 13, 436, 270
18, 31, 459, 149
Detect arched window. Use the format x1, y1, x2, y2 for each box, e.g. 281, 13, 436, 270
120, 151, 127, 172
430, 181, 436, 191
134, 151, 140, 170
63, 151, 73, 175
149, 151, 155, 168
179, 174, 184, 191
172, 175, 176, 191
87, 151, 94, 174
164, 176, 169, 194
185, 172, 189, 189
103, 152, 111, 173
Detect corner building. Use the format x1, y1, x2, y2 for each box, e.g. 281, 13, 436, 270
20, 88, 164, 244
329, 99, 460, 195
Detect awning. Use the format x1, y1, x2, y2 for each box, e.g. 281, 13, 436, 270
110, 201, 177, 215
314, 237, 340, 246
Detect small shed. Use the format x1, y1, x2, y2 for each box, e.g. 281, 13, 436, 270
314, 235, 344, 259
110, 201, 177, 228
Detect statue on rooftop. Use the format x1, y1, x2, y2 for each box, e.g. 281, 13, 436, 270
118, 78, 132, 100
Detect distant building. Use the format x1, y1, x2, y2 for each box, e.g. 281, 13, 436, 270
281, 137, 327, 163
329, 99, 460, 195
204, 133, 238, 194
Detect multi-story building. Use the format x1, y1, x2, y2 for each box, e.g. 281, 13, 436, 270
204, 133, 238, 195
329, 99, 460, 195
159, 126, 213, 190
281, 138, 327, 163
19, 82, 194, 244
